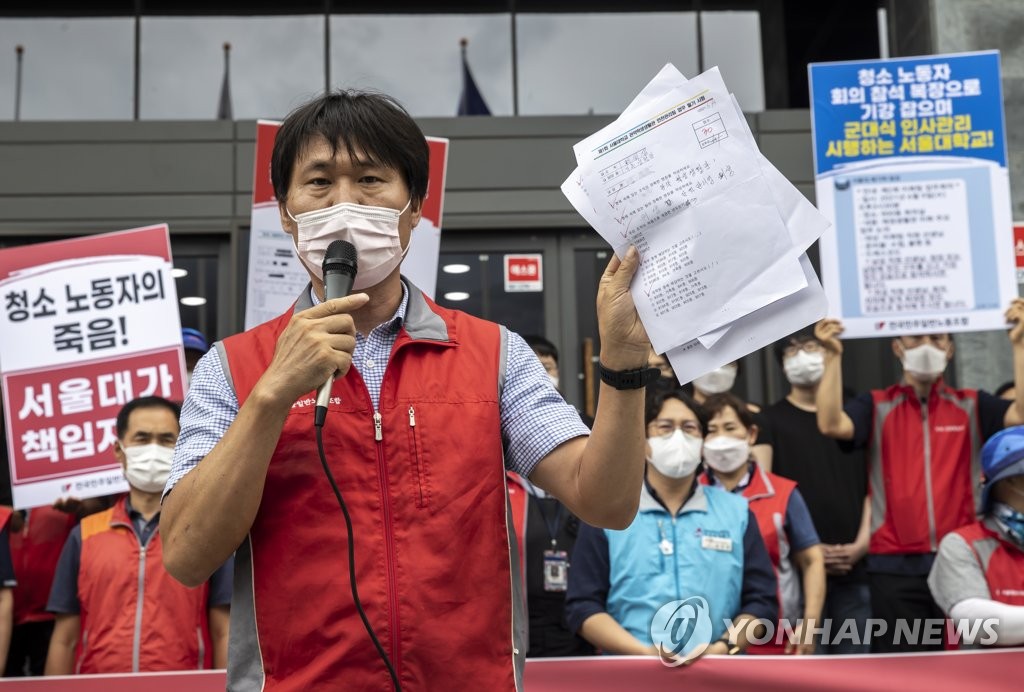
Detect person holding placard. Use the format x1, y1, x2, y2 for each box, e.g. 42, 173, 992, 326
814, 301, 1024, 652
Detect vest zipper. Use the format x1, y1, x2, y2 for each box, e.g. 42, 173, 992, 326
408, 406, 426, 507
374, 408, 402, 679
133, 544, 147, 673
75, 630, 88, 674
196, 626, 205, 670
922, 404, 938, 550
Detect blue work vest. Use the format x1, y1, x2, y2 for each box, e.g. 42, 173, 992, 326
605, 483, 748, 651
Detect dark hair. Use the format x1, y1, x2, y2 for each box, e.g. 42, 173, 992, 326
772, 328, 819, 366
644, 387, 707, 432
995, 381, 1016, 398
701, 392, 756, 431
116, 396, 181, 439
270, 90, 429, 207
522, 335, 559, 364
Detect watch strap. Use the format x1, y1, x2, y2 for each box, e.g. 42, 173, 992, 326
598, 363, 661, 390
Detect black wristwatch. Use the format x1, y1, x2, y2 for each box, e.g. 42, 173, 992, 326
598, 362, 661, 390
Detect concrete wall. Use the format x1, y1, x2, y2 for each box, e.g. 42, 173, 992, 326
0, 111, 818, 235
0, 109, 931, 399
929, 0, 1023, 392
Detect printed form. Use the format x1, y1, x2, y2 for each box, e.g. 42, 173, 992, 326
563, 65, 831, 382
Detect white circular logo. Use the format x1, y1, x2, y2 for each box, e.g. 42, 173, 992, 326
649, 596, 714, 666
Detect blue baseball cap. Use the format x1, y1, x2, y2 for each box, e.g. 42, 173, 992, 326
182, 327, 209, 354
980, 426, 1024, 512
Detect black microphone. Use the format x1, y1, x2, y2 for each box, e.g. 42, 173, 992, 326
315, 240, 358, 427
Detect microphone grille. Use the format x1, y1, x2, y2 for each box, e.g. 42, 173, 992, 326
323, 239, 358, 272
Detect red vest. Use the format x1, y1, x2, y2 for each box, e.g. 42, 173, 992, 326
76, 497, 209, 674
702, 466, 797, 655
9, 506, 76, 625
868, 382, 981, 555
507, 471, 529, 591
953, 521, 1024, 606
220, 288, 517, 691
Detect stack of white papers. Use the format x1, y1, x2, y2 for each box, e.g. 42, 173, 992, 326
561, 64, 832, 384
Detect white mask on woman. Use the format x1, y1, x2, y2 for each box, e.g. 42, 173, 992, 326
783, 350, 825, 386
702, 436, 750, 473
647, 430, 703, 479
901, 343, 948, 381
121, 443, 175, 494
288, 199, 412, 290
692, 365, 737, 395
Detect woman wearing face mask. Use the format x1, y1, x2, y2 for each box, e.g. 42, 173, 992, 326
700, 392, 825, 655
565, 390, 778, 663
689, 362, 774, 471
814, 308, 1024, 653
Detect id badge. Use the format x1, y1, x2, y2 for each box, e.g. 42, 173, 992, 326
701, 535, 733, 552
543, 550, 569, 592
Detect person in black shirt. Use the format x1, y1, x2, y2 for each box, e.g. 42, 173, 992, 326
764, 329, 871, 654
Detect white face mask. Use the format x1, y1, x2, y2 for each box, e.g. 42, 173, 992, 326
647, 430, 703, 479
547, 374, 560, 389
901, 343, 948, 381
288, 199, 412, 291
121, 443, 175, 494
703, 436, 750, 473
692, 365, 737, 395
784, 350, 825, 386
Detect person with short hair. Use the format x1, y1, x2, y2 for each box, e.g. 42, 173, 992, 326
929, 426, 1024, 647
44, 397, 231, 675
815, 306, 1024, 652
566, 389, 777, 662
523, 335, 560, 388
764, 329, 871, 654
688, 361, 774, 470
181, 328, 210, 391
160, 90, 651, 689
701, 392, 825, 655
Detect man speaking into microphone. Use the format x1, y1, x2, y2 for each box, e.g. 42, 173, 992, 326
160, 90, 651, 691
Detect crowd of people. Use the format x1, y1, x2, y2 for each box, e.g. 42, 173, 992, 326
1, 297, 1023, 679
1, 87, 1023, 684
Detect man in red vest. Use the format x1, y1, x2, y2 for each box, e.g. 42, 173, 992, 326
928, 426, 1024, 646
159, 90, 651, 690
43, 397, 231, 675
815, 312, 1024, 651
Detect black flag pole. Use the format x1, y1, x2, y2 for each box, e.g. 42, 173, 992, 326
217, 42, 233, 120
14, 45, 23, 121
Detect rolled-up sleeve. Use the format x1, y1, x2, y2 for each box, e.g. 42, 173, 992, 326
565, 523, 610, 635
164, 348, 239, 501
500, 331, 590, 477
740, 511, 779, 623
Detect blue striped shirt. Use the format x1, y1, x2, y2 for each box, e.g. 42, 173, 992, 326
166, 283, 589, 497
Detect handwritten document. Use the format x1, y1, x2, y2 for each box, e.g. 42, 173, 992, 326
562, 64, 831, 379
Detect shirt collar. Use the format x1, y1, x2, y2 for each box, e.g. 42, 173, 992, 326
309, 280, 409, 336
640, 470, 705, 515
124, 496, 159, 523
705, 461, 756, 492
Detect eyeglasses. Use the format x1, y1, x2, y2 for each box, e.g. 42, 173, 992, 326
650, 419, 702, 437
782, 341, 824, 358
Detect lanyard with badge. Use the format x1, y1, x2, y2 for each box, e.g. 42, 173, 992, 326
533, 494, 569, 592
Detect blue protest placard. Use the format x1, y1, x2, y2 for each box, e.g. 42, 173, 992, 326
808, 51, 1015, 338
